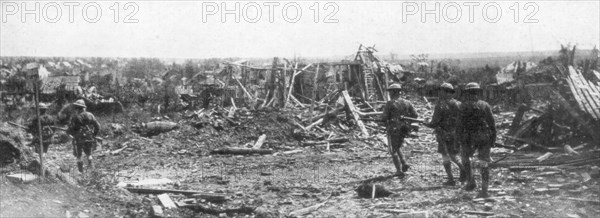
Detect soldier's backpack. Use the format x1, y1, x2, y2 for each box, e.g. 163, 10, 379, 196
462, 101, 488, 130
80, 124, 95, 141
41, 125, 54, 140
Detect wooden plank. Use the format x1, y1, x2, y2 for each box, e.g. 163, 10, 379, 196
342, 90, 369, 136
253, 134, 267, 149
569, 67, 600, 119
152, 205, 164, 217
191, 193, 227, 203
572, 67, 600, 118
573, 79, 600, 119
565, 75, 595, 118
125, 188, 208, 195
310, 64, 320, 122
157, 194, 177, 209
285, 63, 311, 107
235, 78, 254, 101
551, 90, 600, 143
211, 147, 274, 155
283, 62, 297, 108
570, 67, 599, 104
288, 199, 330, 217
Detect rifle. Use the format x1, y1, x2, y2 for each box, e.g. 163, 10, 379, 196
361, 116, 425, 124
7, 121, 102, 141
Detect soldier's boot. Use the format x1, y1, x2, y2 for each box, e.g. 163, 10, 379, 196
77, 161, 84, 173
442, 163, 456, 186
477, 167, 490, 198
451, 155, 467, 183
459, 168, 467, 183
391, 154, 403, 175
87, 156, 93, 169
397, 150, 410, 172
463, 159, 476, 191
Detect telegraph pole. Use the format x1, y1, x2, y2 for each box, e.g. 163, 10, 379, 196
27, 64, 44, 178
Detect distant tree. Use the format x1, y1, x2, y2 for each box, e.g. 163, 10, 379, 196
123, 58, 165, 79
184, 60, 198, 79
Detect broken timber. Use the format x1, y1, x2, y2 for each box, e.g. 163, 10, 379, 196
124, 187, 222, 197
157, 193, 177, 209
288, 198, 330, 217
253, 134, 267, 149
191, 193, 227, 203
210, 147, 274, 155
342, 90, 369, 136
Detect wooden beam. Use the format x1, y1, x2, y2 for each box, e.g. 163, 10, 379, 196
342, 90, 369, 136
125, 188, 210, 195
311, 64, 320, 122
234, 78, 255, 101
210, 147, 274, 155
253, 134, 267, 149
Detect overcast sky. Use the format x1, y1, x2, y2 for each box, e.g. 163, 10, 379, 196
1, 1, 599, 58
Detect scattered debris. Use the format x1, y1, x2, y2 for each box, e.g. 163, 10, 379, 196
355, 183, 394, 198
157, 193, 177, 209
6, 173, 39, 184
116, 178, 174, 188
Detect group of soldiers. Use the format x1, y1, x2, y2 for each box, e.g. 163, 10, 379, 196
25, 82, 494, 197
27, 99, 101, 173
382, 82, 496, 198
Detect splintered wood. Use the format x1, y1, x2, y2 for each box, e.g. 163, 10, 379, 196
341, 90, 369, 137
253, 134, 267, 149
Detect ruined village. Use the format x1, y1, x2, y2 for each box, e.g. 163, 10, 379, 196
1, 44, 600, 218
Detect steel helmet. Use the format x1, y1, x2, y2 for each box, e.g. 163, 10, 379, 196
38, 103, 48, 109
73, 99, 86, 108
465, 82, 481, 90
440, 83, 454, 91
387, 83, 402, 91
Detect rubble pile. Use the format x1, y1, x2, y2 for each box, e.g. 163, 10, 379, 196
494, 47, 600, 154
0, 125, 29, 165
2, 46, 599, 217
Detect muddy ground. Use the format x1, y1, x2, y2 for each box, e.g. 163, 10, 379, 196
1, 97, 599, 218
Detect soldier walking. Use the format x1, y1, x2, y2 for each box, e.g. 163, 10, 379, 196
381, 83, 418, 176
424, 83, 466, 186
456, 82, 496, 198
27, 103, 56, 154
67, 99, 101, 173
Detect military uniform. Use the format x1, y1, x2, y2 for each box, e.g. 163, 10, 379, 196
28, 114, 56, 153
382, 98, 418, 145
67, 111, 100, 158
427, 98, 461, 155
456, 83, 496, 198
67, 99, 100, 173
425, 83, 466, 185
457, 100, 496, 162
382, 87, 418, 175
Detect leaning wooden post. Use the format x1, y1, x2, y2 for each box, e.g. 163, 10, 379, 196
283, 62, 298, 108
310, 64, 320, 122
281, 62, 287, 107
384, 66, 390, 101
33, 79, 44, 177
